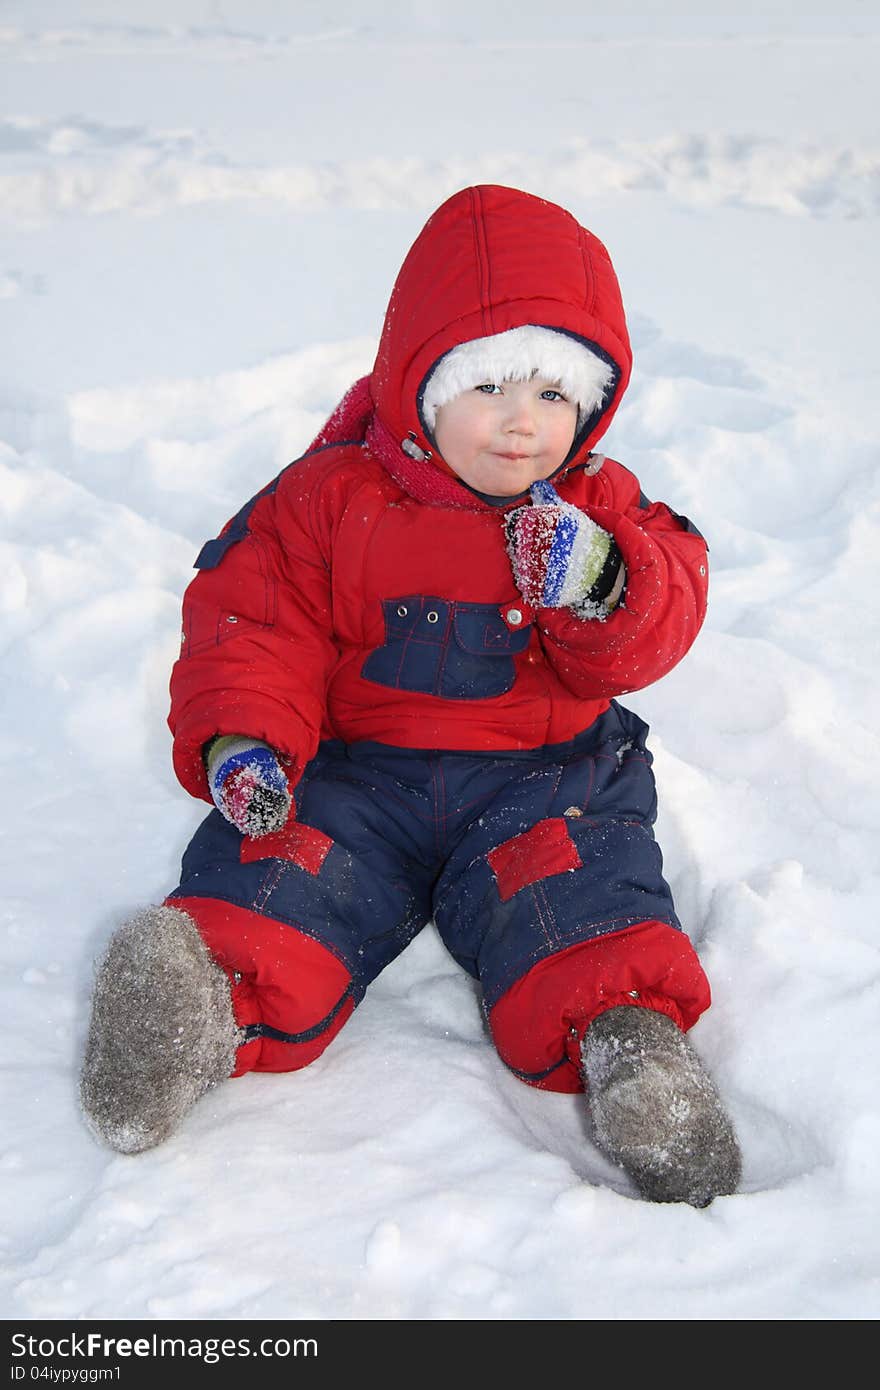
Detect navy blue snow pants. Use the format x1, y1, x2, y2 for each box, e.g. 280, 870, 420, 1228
168, 702, 711, 1092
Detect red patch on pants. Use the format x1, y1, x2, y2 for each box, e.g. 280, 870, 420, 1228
488, 920, 712, 1093
487, 818, 582, 902
239, 820, 333, 874
168, 895, 354, 1075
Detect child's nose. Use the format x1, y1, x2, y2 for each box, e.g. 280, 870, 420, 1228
503, 397, 537, 433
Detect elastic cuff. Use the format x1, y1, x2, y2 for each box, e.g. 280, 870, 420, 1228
564, 989, 686, 1066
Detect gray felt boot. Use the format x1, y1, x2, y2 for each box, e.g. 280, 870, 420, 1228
80, 904, 240, 1153
580, 1005, 741, 1207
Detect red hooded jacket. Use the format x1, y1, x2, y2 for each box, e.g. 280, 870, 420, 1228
169, 185, 708, 803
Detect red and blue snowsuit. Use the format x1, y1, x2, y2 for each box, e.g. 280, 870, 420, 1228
166, 184, 712, 1092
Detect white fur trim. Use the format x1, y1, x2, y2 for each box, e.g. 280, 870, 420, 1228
422, 326, 614, 430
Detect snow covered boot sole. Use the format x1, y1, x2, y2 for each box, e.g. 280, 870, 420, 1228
80, 904, 240, 1154
580, 1005, 741, 1207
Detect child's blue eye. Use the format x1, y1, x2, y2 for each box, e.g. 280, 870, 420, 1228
473, 383, 568, 401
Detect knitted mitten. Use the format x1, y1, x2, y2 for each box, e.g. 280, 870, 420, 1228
506, 479, 626, 618
80, 905, 240, 1153
206, 735, 292, 838
580, 1006, 742, 1207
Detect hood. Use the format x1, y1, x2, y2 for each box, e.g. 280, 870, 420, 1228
370, 184, 632, 496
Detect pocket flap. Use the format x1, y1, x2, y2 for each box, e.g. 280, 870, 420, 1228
453, 603, 532, 656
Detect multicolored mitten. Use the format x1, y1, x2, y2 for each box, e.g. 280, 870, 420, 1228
506, 479, 626, 618
205, 735, 292, 838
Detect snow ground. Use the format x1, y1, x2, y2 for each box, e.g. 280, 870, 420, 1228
1, 1, 879, 1322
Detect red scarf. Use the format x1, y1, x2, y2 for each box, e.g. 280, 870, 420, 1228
305, 376, 493, 511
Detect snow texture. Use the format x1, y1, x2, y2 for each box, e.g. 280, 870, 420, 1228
2, 0, 879, 1322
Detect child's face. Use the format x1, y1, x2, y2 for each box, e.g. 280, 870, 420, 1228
433, 377, 579, 497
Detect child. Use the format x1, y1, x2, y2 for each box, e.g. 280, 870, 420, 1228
81, 184, 741, 1206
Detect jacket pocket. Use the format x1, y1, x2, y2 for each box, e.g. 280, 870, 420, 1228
181, 535, 277, 657
361, 596, 532, 700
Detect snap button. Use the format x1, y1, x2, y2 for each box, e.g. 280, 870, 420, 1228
563, 806, 583, 818
506, 608, 523, 625
427, 611, 439, 623
397, 605, 408, 617
226, 615, 238, 623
